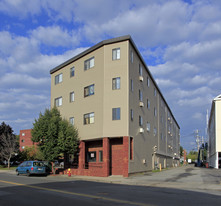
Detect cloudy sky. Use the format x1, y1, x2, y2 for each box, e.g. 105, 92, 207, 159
0, 0, 220, 152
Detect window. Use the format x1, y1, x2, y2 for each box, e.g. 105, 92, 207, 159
131, 79, 133, 91
87, 151, 96, 162
146, 122, 150, 132
84, 57, 94, 70
131, 109, 133, 121
112, 77, 120, 90
139, 116, 143, 126
147, 99, 150, 109
55, 97, 62, 107
147, 77, 150, 87
70, 92, 74, 102
99, 151, 103, 162
112, 108, 120, 120
84, 112, 94, 125
84, 84, 94, 97
112, 48, 120, 60
69, 117, 74, 125
154, 127, 157, 136
139, 90, 143, 101
154, 107, 157, 117
21, 139, 25, 143
22, 146, 25, 149
22, 133, 25, 136
154, 88, 157, 97
131, 50, 133, 63
55, 73, 62, 85
70, 67, 75, 77
139, 64, 143, 76
130, 137, 133, 160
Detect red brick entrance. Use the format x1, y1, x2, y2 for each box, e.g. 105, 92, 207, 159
63, 136, 129, 177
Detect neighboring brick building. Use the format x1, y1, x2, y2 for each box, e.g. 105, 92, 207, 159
50, 35, 180, 177
19, 129, 36, 151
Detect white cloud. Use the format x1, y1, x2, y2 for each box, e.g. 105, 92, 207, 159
155, 79, 177, 88
192, 112, 204, 120
30, 26, 80, 47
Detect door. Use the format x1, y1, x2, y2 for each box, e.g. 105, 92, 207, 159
110, 138, 123, 175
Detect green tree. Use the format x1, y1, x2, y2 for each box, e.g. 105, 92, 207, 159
32, 107, 79, 163
187, 151, 198, 162
0, 122, 18, 169
23, 146, 44, 161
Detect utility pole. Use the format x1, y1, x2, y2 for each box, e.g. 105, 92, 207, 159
194, 129, 201, 151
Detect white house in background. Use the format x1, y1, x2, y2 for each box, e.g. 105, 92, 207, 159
208, 94, 221, 169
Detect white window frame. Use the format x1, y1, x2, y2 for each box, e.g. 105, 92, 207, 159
70, 91, 75, 102
84, 112, 94, 125
69, 117, 74, 125
147, 77, 150, 87
139, 64, 143, 76
55, 73, 63, 85
84, 57, 94, 70
55, 97, 62, 107
139, 90, 143, 101
146, 122, 150, 132
112, 108, 121, 120
131, 79, 133, 92
139, 116, 143, 126
112, 48, 120, 60
131, 109, 133, 121
112, 77, 121, 90
131, 50, 133, 63
70, 67, 75, 77
84, 84, 94, 97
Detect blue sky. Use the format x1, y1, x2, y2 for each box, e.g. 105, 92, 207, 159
0, 0, 221, 152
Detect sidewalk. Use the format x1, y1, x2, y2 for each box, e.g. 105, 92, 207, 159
51, 165, 221, 196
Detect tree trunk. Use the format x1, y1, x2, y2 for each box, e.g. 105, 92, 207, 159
7, 157, 11, 169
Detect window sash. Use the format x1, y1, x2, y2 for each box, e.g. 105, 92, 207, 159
84, 84, 94, 97
139, 64, 143, 76
55, 73, 62, 84
112, 48, 120, 60
84, 112, 94, 124
146, 122, 150, 131
131, 50, 133, 63
139, 116, 143, 126
69, 117, 74, 125
99, 151, 103, 162
131, 109, 133, 121
131, 79, 133, 91
112, 108, 120, 120
139, 90, 143, 101
70, 92, 74, 102
70, 67, 75, 77
55, 97, 62, 107
84, 57, 94, 70
112, 77, 120, 90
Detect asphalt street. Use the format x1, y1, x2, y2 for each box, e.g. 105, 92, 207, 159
0, 165, 220, 206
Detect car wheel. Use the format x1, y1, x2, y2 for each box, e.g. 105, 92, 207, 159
26, 170, 30, 176
16, 170, 19, 176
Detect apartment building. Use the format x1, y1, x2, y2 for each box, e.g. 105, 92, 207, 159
208, 94, 221, 169
50, 35, 180, 177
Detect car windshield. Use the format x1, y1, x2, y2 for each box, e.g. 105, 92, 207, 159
33, 162, 44, 167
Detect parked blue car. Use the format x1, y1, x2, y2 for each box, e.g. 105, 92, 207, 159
16, 161, 47, 176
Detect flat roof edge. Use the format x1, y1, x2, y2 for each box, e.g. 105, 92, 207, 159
50, 35, 131, 74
